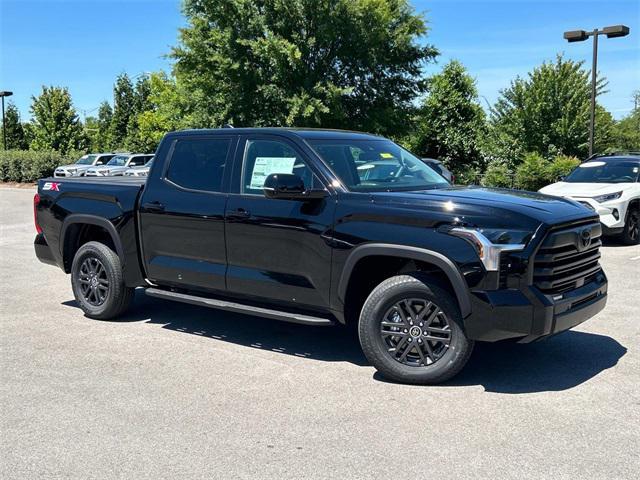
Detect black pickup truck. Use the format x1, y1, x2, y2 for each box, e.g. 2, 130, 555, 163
34, 128, 608, 384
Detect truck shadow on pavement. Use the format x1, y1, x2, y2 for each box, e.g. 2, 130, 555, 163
64, 291, 627, 393
441, 331, 626, 393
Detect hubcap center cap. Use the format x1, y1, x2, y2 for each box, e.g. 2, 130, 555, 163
409, 326, 422, 337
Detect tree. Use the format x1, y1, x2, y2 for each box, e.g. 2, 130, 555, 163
489, 55, 609, 163
610, 90, 640, 150
0, 101, 28, 149
83, 116, 101, 151
95, 101, 113, 151
125, 75, 154, 151
125, 72, 195, 152
29, 86, 85, 153
171, 0, 437, 135
109, 74, 135, 149
407, 60, 485, 173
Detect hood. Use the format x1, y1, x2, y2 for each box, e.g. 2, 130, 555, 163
539, 182, 625, 197
57, 163, 92, 170
88, 165, 126, 172
369, 186, 596, 230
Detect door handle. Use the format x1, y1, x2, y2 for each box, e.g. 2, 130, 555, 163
227, 208, 250, 219
142, 201, 165, 213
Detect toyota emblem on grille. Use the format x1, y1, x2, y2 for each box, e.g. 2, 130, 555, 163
580, 228, 592, 249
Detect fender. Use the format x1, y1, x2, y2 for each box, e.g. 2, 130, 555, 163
337, 243, 472, 318
60, 214, 125, 266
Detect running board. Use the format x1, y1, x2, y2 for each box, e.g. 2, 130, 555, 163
145, 288, 335, 326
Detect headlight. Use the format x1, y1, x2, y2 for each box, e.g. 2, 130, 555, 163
449, 227, 531, 271
592, 191, 622, 203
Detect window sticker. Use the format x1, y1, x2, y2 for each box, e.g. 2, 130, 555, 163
380, 152, 394, 159
249, 157, 297, 189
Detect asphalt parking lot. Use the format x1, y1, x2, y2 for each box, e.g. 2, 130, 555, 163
1, 185, 639, 479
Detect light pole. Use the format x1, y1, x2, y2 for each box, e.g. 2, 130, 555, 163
563, 25, 630, 156
0, 91, 14, 150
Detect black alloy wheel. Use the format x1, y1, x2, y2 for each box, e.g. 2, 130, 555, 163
71, 241, 134, 319
358, 274, 474, 385
77, 257, 110, 306
380, 298, 452, 367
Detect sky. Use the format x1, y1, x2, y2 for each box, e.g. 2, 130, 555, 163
1, 0, 638, 122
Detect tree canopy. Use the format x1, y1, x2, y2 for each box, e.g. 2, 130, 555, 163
109, 74, 136, 149
29, 86, 85, 154
407, 60, 485, 172
171, 0, 437, 135
489, 55, 608, 161
1, 102, 28, 149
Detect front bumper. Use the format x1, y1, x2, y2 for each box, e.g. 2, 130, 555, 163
569, 196, 627, 232
464, 271, 607, 342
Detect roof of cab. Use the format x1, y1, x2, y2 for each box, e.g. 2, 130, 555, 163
588, 155, 640, 163
166, 127, 384, 141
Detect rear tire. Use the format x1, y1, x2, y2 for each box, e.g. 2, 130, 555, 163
71, 241, 134, 319
358, 273, 473, 385
621, 207, 639, 245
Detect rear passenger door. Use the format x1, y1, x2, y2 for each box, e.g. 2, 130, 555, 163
139, 135, 237, 292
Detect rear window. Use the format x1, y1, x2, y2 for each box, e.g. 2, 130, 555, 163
166, 138, 231, 192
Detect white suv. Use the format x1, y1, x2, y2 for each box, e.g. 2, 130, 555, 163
539, 154, 640, 245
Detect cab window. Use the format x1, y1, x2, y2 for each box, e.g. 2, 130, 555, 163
166, 138, 231, 192
241, 139, 317, 195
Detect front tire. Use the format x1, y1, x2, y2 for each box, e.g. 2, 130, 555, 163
358, 274, 473, 385
71, 241, 134, 319
621, 207, 639, 245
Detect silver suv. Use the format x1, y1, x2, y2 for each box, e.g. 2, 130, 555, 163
85, 154, 153, 177
124, 158, 154, 177
54, 153, 115, 177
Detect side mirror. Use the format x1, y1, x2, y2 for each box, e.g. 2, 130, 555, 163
263, 173, 327, 200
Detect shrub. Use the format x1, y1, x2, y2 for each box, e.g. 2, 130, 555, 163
515, 152, 552, 191
548, 154, 580, 182
481, 160, 514, 188
0, 150, 81, 183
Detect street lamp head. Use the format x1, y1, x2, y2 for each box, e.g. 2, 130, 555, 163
564, 30, 588, 42
0, 91, 14, 97
602, 25, 630, 38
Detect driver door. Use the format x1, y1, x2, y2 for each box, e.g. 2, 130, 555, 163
224, 135, 335, 308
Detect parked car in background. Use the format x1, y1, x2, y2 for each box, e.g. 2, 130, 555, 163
85, 154, 153, 177
539, 153, 640, 244
422, 158, 454, 183
124, 158, 154, 177
54, 153, 115, 177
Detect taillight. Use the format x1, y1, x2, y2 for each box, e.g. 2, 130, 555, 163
34, 193, 42, 234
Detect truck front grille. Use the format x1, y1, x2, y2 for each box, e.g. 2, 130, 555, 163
533, 221, 602, 295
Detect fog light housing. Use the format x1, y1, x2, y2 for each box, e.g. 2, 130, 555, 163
612, 209, 619, 220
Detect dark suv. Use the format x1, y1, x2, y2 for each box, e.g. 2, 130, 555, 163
34, 128, 608, 384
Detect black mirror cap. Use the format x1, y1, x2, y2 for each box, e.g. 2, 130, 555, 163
263, 173, 305, 199
263, 173, 327, 200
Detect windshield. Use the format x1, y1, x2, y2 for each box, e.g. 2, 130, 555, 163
565, 160, 640, 183
76, 155, 97, 165
308, 139, 450, 192
106, 155, 129, 166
